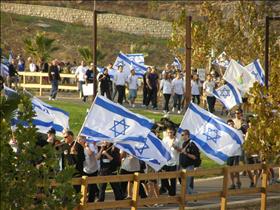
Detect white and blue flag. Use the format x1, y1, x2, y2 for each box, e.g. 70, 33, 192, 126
5, 86, 69, 136
212, 51, 230, 68
212, 83, 242, 110
172, 57, 182, 70
127, 53, 145, 65
113, 52, 147, 77
80, 95, 171, 170
178, 102, 244, 164
0, 63, 9, 78
245, 59, 265, 86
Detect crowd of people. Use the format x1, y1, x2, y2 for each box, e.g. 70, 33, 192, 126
2, 53, 246, 116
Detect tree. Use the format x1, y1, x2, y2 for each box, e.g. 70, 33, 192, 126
169, 1, 280, 160
78, 46, 105, 65
0, 92, 80, 209
23, 32, 59, 62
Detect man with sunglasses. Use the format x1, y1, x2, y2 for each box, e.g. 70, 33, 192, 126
61, 130, 85, 192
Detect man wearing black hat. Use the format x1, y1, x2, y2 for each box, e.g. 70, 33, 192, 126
47, 128, 60, 146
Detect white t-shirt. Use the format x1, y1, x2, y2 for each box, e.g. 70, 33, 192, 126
160, 79, 172, 94
29, 63, 36, 72
203, 80, 215, 96
127, 75, 138, 90
172, 78, 184, 95
114, 71, 127, 86
108, 68, 116, 81
75, 65, 87, 82
191, 80, 201, 95
83, 144, 99, 174
162, 136, 181, 166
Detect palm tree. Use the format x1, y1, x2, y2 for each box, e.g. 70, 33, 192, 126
23, 32, 59, 62
78, 46, 105, 64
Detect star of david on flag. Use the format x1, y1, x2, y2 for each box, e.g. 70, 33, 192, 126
110, 119, 130, 137
80, 95, 172, 171
177, 102, 243, 164
213, 83, 242, 110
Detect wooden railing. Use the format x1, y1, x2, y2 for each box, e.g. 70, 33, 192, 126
18, 72, 78, 96
44, 164, 280, 210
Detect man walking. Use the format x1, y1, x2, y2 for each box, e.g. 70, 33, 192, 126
48, 59, 61, 100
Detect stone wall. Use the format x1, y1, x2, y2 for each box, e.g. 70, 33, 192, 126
0, 3, 172, 38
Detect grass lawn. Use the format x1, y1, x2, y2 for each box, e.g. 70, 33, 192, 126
45, 99, 221, 169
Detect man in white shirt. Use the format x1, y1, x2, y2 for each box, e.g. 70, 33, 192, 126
203, 74, 216, 113
160, 127, 182, 196
75, 61, 88, 102
172, 72, 185, 114
114, 64, 127, 104
127, 69, 138, 107
107, 63, 117, 100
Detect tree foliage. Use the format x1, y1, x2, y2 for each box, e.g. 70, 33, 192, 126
78, 46, 105, 65
0, 93, 80, 209
23, 32, 59, 62
169, 1, 280, 161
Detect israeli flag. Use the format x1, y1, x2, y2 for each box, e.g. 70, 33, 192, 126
212, 51, 230, 68
172, 57, 182, 70
113, 52, 147, 77
223, 59, 255, 95
245, 59, 265, 86
5, 86, 70, 136
115, 132, 171, 171
213, 83, 242, 110
80, 95, 171, 170
127, 53, 145, 65
0, 63, 9, 78
178, 102, 243, 164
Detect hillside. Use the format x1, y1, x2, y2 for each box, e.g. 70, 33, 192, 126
0, 12, 172, 67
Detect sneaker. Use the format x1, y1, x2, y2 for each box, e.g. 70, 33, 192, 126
229, 184, 235, 190
132, 104, 135, 108
237, 182, 241, 189
172, 107, 175, 112
49, 96, 52, 100
249, 182, 255, 188
177, 110, 181, 114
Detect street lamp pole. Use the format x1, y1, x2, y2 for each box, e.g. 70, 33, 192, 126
92, 2, 97, 100
264, 16, 280, 89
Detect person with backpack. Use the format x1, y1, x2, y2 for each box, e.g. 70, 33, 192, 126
179, 129, 201, 194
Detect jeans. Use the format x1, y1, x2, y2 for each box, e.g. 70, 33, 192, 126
173, 94, 183, 111
160, 165, 177, 196
50, 80, 58, 99
84, 171, 99, 202
143, 87, 148, 105
116, 85, 125, 104
101, 87, 112, 100
184, 165, 194, 194
78, 81, 87, 102
146, 87, 158, 108
207, 96, 216, 113
163, 94, 171, 111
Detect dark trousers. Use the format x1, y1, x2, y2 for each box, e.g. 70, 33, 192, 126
173, 94, 183, 111
50, 80, 58, 99
207, 96, 216, 113
146, 87, 158, 108
98, 170, 124, 202
160, 165, 177, 196
116, 85, 125, 104
192, 95, 200, 105
143, 87, 148, 105
84, 171, 99, 202
101, 88, 112, 100
163, 94, 171, 111
119, 169, 147, 198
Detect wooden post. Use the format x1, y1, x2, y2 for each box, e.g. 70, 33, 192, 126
179, 169, 187, 210
80, 176, 88, 207
23, 73, 26, 91
185, 16, 192, 107
92, 5, 98, 101
261, 164, 268, 210
39, 73, 43, 96
221, 166, 229, 210
131, 172, 140, 210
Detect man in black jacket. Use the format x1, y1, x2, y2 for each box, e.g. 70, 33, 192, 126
179, 129, 201, 194
61, 130, 85, 192
48, 59, 61, 100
